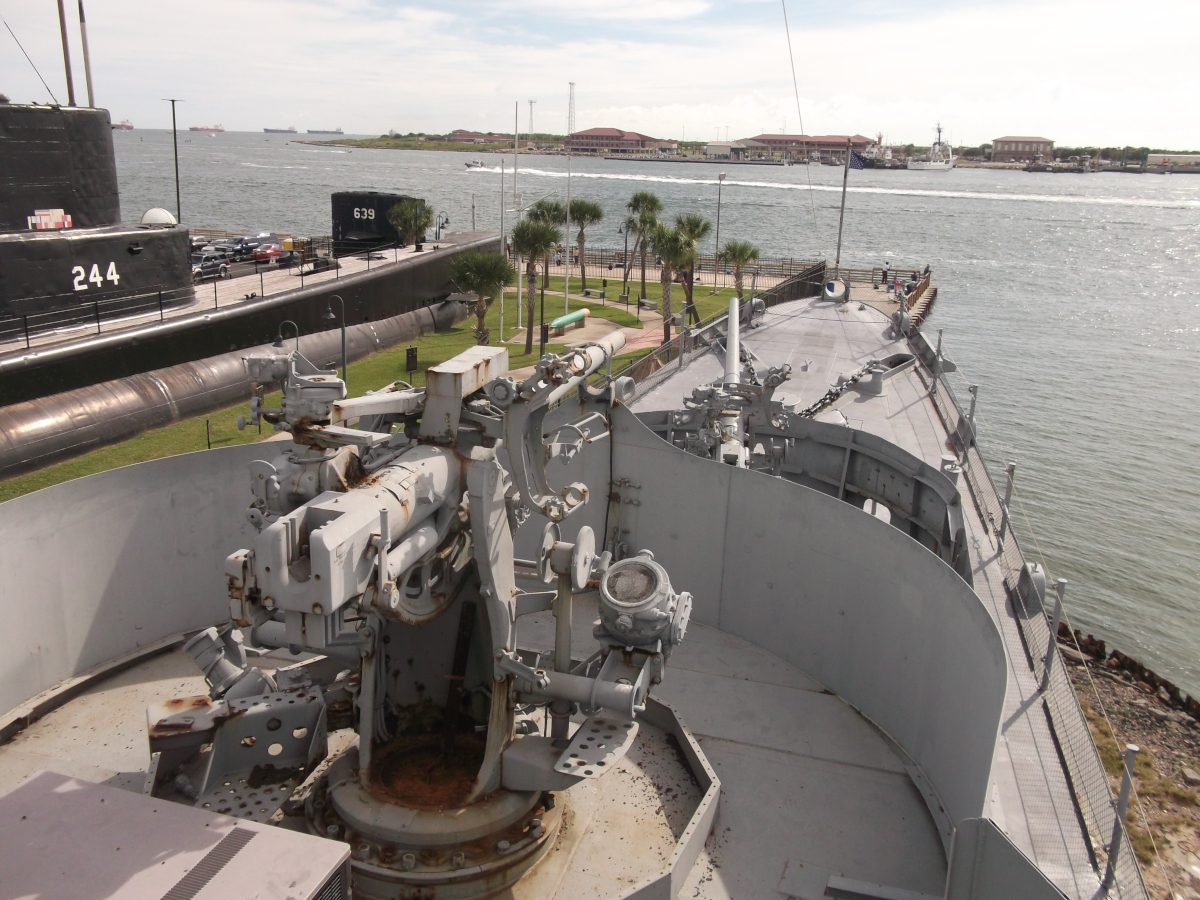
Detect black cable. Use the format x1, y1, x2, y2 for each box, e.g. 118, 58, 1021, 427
3, 17, 60, 105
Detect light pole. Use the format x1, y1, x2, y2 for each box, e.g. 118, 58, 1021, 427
710, 172, 725, 294
323, 294, 347, 390
273, 320, 300, 352
619, 225, 630, 300
164, 99, 182, 222
435, 213, 450, 241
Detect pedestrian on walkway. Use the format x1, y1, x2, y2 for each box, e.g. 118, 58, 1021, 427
879, 262, 890, 290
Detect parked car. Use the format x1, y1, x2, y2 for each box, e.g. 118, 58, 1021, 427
252, 243, 281, 262
191, 253, 229, 283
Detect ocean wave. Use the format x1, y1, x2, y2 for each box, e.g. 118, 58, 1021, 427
466, 165, 1200, 209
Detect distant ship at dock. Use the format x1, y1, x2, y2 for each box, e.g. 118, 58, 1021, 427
264, 126, 297, 134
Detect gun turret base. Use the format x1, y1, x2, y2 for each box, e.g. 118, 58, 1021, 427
311, 746, 562, 899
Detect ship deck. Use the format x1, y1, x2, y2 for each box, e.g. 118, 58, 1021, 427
629, 295, 1107, 899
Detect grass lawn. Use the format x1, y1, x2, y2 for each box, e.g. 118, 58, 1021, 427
0, 300, 567, 504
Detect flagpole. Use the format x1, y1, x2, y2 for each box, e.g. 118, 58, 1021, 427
834, 137, 851, 279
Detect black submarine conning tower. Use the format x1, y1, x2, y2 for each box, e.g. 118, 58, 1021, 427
0, 101, 193, 321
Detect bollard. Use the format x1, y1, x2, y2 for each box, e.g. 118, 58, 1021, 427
1102, 744, 1139, 890
1040, 579, 1067, 691
998, 462, 1016, 546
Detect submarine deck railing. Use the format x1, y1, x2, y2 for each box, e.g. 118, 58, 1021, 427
0, 238, 420, 351
917, 356, 1149, 900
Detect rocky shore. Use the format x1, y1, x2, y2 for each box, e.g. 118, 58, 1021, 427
1061, 627, 1200, 899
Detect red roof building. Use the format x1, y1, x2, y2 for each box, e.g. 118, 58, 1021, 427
565, 128, 678, 155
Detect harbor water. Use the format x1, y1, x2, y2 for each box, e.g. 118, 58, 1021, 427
113, 130, 1200, 695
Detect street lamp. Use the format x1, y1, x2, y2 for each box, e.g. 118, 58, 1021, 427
435, 213, 451, 241
273, 319, 300, 352
323, 294, 347, 390
710, 172, 726, 295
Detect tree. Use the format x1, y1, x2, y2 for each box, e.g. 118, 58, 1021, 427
448, 250, 516, 345
509, 219, 560, 355
649, 225, 687, 344
716, 239, 761, 301
527, 199, 566, 287
388, 198, 433, 247
568, 199, 604, 291
675, 213, 713, 325
625, 190, 662, 301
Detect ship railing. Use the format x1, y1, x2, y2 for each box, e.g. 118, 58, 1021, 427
0, 286, 198, 349
915, 352, 1150, 900
508, 246, 842, 294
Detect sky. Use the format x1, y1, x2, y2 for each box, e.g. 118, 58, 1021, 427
2, 0, 1197, 148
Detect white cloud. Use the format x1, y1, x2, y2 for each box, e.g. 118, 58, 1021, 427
0, 0, 1196, 147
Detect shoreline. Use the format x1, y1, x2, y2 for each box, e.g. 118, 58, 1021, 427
1062, 628, 1200, 897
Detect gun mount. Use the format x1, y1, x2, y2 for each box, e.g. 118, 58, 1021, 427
147, 332, 692, 898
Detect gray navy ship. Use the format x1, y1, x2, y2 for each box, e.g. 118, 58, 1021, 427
0, 278, 1150, 900
0, 5, 1149, 900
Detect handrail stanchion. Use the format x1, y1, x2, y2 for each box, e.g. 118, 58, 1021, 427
94, 301, 101, 334
1103, 744, 1139, 891
158, 291, 164, 321
998, 463, 1016, 547
1040, 579, 1067, 691
23, 315, 30, 349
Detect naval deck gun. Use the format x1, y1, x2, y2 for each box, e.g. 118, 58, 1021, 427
147, 332, 691, 898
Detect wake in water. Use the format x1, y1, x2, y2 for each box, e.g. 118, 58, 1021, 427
465, 165, 1200, 209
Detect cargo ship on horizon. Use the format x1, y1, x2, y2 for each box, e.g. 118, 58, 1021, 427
188, 124, 224, 133
307, 127, 343, 134
110, 119, 133, 130
264, 126, 297, 134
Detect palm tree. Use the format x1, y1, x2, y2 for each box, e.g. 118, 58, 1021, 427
509, 219, 560, 355
717, 240, 761, 301
675, 213, 713, 326
448, 250, 516, 345
388, 198, 433, 247
526, 199, 566, 288
625, 190, 662, 302
649, 225, 687, 344
568, 199, 604, 292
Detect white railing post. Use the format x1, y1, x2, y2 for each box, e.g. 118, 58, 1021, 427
1103, 744, 1139, 891
998, 462, 1016, 547
931, 328, 943, 395
1040, 578, 1067, 691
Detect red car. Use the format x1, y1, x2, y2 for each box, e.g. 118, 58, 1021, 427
252, 244, 282, 262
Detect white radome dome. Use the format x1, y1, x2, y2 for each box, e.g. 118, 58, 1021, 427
140, 207, 177, 225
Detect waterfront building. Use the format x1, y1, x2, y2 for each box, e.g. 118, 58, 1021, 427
991, 136, 1054, 162
565, 128, 679, 155
705, 139, 771, 159
737, 134, 872, 161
